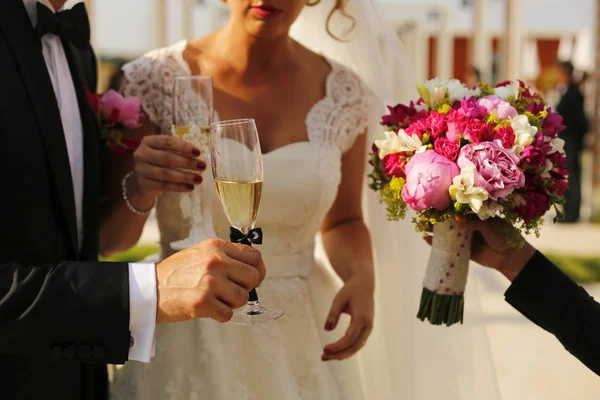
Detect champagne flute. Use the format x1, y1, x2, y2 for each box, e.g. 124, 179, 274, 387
170, 76, 215, 250
210, 118, 284, 325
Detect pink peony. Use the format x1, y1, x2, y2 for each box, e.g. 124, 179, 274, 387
478, 95, 518, 120
424, 111, 448, 139
401, 150, 459, 211
463, 119, 495, 143
495, 126, 516, 149
383, 152, 409, 178
101, 90, 144, 130
521, 146, 546, 170
457, 142, 525, 200
434, 137, 460, 161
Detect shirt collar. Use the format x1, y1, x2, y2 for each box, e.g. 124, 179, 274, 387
23, 0, 78, 26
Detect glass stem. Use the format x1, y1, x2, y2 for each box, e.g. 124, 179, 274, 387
240, 227, 260, 304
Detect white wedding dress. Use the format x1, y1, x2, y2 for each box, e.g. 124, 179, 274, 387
111, 28, 504, 398
110, 41, 373, 400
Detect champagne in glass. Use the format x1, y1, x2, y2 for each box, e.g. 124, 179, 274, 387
211, 118, 284, 325
170, 76, 214, 251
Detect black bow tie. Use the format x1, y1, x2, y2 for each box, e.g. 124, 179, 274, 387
35, 2, 90, 49
229, 227, 263, 246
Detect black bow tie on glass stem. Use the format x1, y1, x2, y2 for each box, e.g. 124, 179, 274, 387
36, 2, 90, 50
229, 227, 263, 247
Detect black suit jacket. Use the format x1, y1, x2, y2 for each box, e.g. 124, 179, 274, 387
0, 1, 130, 398
557, 83, 588, 144
505, 251, 600, 376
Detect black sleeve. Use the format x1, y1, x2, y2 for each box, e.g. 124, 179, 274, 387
0, 261, 130, 365
505, 251, 600, 376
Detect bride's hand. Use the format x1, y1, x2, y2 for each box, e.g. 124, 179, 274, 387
322, 277, 374, 361
132, 135, 206, 199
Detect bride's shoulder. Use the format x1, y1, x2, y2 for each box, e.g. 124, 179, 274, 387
122, 40, 189, 89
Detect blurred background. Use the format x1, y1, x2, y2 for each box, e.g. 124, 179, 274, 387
82, 0, 600, 398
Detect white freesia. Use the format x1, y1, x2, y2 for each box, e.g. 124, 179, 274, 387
476, 202, 503, 220
374, 130, 427, 159
494, 85, 514, 100
446, 79, 471, 103
510, 114, 538, 155
449, 165, 489, 213
414, 101, 429, 113
549, 137, 566, 154
423, 78, 447, 108
541, 158, 553, 179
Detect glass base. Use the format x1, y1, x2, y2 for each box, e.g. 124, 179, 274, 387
229, 301, 284, 325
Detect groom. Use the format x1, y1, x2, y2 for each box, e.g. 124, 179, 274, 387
0, 1, 265, 399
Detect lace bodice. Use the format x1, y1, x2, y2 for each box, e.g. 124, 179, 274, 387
122, 41, 370, 268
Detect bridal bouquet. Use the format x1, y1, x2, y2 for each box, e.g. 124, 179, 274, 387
86, 89, 145, 154
368, 79, 568, 326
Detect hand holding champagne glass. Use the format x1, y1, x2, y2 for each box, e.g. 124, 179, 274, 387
210, 118, 284, 325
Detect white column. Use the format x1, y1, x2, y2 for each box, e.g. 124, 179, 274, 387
155, 0, 168, 48
395, 20, 428, 83
502, 0, 523, 82
471, 0, 491, 82
182, 0, 194, 40
436, 8, 453, 80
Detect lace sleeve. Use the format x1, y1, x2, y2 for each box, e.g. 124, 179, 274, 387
121, 42, 190, 135
306, 63, 370, 153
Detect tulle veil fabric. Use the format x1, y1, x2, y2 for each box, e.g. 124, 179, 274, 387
290, 1, 503, 399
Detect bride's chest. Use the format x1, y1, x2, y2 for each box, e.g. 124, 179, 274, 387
210, 143, 342, 228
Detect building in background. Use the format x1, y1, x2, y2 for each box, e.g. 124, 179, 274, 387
85, 0, 599, 219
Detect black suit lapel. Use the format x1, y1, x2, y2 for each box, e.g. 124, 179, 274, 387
62, 41, 101, 260
0, 0, 78, 255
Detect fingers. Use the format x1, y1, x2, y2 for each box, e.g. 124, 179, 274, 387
225, 259, 261, 291
144, 134, 201, 158
324, 291, 347, 332
323, 317, 363, 355
136, 145, 206, 171
135, 175, 195, 193
222, 242, 267, 285
206, 297, 235, 323
214, 279, 250, 309
323, 328, 370, 361
137, 163, 203, 186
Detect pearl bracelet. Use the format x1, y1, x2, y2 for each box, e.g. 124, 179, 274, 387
122, 171, 157, 216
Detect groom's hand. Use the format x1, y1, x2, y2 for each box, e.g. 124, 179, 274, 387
155, 239, 266, 324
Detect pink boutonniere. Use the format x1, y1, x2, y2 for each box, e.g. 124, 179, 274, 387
86, 88, 145, 154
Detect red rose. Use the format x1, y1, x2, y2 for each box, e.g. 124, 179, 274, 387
520, 146, 546, 170
424, 111, 448, 139
549, 178, 569, 197
495, 126, 516, 149
434, 138, 460, 161
383, 152, 409, 178
463, 119, 494, 143
516, 190, 549, 224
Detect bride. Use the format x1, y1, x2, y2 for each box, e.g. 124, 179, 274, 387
105, 0, 503, 398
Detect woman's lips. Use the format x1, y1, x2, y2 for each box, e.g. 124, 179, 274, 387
251, 5, 283, 19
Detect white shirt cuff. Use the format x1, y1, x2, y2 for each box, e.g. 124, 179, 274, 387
128, 262, 157, 363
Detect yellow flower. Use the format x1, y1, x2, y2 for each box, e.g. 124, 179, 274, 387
437, 104, 451, 114
389, 176, 405, 197
485, 113, 500, 125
